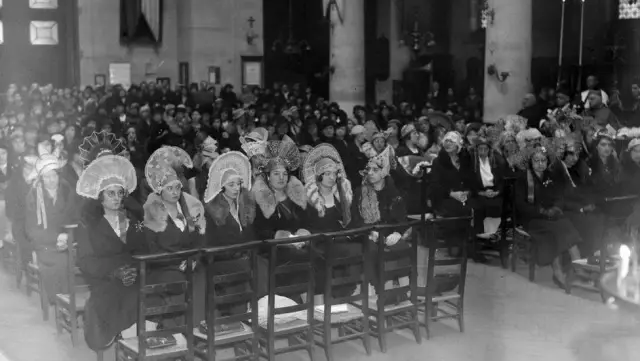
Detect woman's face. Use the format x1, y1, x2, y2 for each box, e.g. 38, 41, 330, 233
597, 138, 613, 158
365, 163, 384, 184
373, 137, 386, 152
277, 123, 288, 135
42, 170, 59, 191
477, 144, 490, 158
268, 166, 288, 191
320, 170, 338, 189
443, 139, 458, 154
65, 126, 76, 140
308, 124, 318, 136
532, 153, 548, 173
12, 137, 25, 154
389, 125, 399, 136
503, 137, 517, 153
212, 118, 221, 129
223, 179, 242, 199
335, 126, 346, 139
102, 185, 126, 211
631, 146, 640, 164
564, 145, 579, 168
161, 183, 182, 204
409, 130, 419, 144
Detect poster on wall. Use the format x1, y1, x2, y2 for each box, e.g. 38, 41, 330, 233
109, 63, 132, 89
241, 56, 263, 87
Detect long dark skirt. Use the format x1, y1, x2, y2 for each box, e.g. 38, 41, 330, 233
36, 250, 70, 305
312, 240, 363, 298
471, 195, 503, 234
524, 217, 583, 266
565, 211, 606, 256
83, 266, 206, 351
434, 199, 473, 239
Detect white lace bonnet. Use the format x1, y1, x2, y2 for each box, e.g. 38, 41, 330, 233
301, 143, 345, 185
203, 151, 251, 203
145, 146, 194, 193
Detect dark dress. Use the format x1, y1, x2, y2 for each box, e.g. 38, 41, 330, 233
429, 149, 475, 238
555, 160, 606, 256
78, 199, 146, 351
351, 177, 410, 299
469, 150, 506, 234
24, 180, 79, 304
515, 170, 583, 266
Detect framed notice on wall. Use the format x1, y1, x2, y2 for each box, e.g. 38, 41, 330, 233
109, 63, 132, 89
241, 56, 263, 87
208, 66, 221, 85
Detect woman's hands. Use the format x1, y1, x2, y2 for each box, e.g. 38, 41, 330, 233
540, 206, 563, 220
56, 233, 69, 251
450, 191, 469, 204
369, 231, 402, 246
113, 265, 137, 287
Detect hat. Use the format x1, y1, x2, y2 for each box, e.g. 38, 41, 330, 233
388, 119, 402, 129
351, 125, 365, 135
302, 144, 345, 185
320, 118, 335, 131
77, 155, 137, 200
240, 127, 269, 158
233, 108, 246, 120
140, 105, 151, 113
176, 104, 187, 112
365, 145, 396, 178
442, 131, 464, 153
35, 154, 62, 177
628, 138, 640, 151
145, 146, 194, 193
255, 136, 301, 173
400, 123, 416, 139
165, 104, 176, 111
78, 130, 127, 167
203, 151, 251, 203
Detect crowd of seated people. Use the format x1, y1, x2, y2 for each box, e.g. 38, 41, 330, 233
1, 77, 640, 354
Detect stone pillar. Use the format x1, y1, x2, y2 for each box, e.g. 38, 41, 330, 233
329, 0, 366, 114
375, 0, 410, 103
482, 0, 532, 123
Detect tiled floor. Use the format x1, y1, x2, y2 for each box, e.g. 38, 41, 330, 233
0, 263, 638, 361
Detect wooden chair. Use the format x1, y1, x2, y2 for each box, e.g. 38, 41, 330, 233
313, 226, 372, 361
195, 241, 261, 361
258, 234, 318, 361
506, 180, 536, 282
116, 249, 199, 361
352, 220, 422, 353
566, 195, 638, 301
25, 249, 49, 321
54, 224, 90, 346
420, 215, 471, 339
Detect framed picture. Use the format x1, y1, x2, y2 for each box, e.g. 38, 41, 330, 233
94, 74, 106, 87
179, 62, 190, 86
208, 66, 221, 85
241, 56, 263, 88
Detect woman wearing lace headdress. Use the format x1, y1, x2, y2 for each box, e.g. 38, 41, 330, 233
514, 143, 583, 287
75, 137, 142, 351
351, 145, 411, 304
202, 151, 264, 313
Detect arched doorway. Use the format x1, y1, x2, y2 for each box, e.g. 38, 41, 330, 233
0, 0, 79, 90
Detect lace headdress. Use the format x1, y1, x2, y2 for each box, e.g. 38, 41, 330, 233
203, 151, 251, 203
78, 130, 127, 168
255, 135, 301, 173
240, 127, 269, 158
302, 143, 345, 185
365, 145, 396, 178
145, 146, 194, 193
33, 154, 64, 229
77, 155, 137, 200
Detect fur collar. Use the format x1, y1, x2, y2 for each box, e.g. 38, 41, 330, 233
205, 188, 256, 227
305, 178, 353, 218
252, 174, 307, 219
143, 192, 206, 234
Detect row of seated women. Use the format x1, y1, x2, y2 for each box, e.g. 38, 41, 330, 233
41, 132, 412, 352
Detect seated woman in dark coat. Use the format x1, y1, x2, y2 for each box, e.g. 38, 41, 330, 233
24, 154, 79, 307
430, 131, 475, 239
302, 143, 358, 297
515, 144, 583, 287
351, 145, 411, 304
202, 151, 263, 312
554, 135, 606, 257
141, 146, 207, 324
251, 137, 310, 299
620, 137, 640, 195
75, 149, 143, 351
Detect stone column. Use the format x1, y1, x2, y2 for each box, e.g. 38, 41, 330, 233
375, 0, 410, 103
482, 0, 532, 123
329, 0, 366, 114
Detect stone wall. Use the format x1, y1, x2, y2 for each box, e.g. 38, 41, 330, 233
77, 0, 263, 89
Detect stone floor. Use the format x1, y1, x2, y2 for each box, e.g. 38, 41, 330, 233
0, 262, 639, 361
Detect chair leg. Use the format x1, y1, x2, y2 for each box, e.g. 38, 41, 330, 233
565, 266, 574, 295
377, 316, 387, 353
39, 280, 49, 321
362, 313, 371, 355
307, 330, 315, 361
54, 303, 62, 334
511, 241, 518, 273
457, 299, 464, 333
411, 308, 422, 344
70, 312, 78, 347
424, 302, 431, 340
528, 242, 536, 282
323, 323, 332, 361
96, 350, 104, 361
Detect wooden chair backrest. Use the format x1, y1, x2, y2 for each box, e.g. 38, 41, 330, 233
133, 249, 200, 360
201, 241, 261, 356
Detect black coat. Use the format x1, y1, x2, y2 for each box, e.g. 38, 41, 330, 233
429, 149, 476, 211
